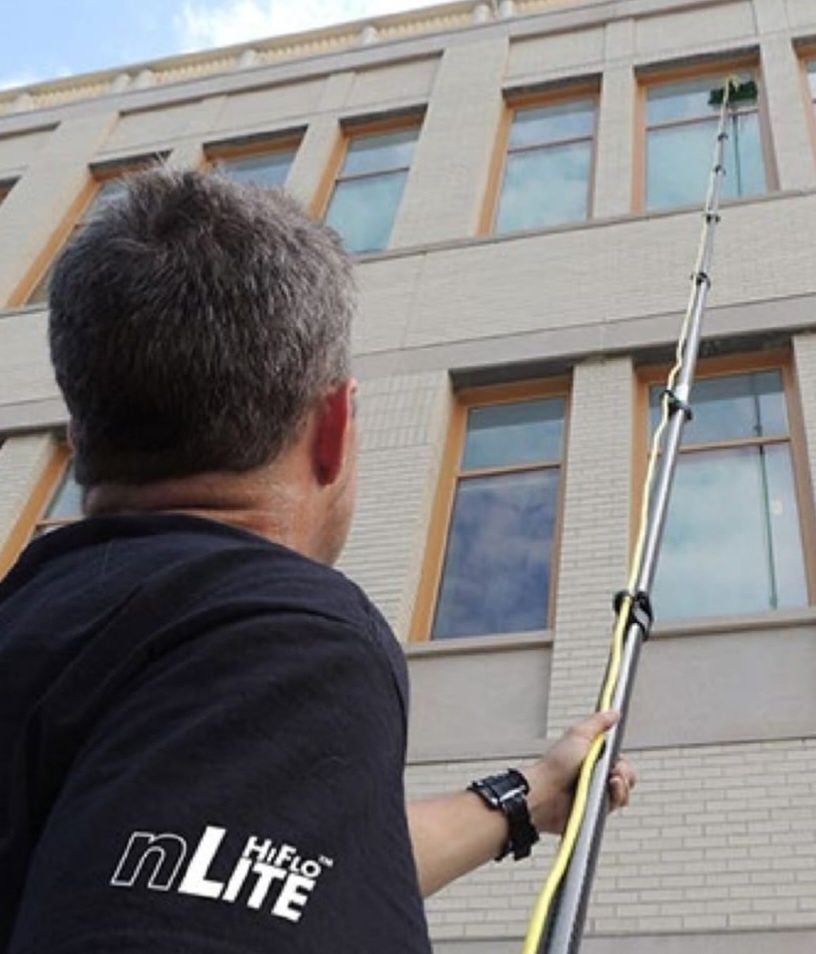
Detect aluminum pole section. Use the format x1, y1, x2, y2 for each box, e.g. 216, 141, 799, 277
537, 87, 736, 954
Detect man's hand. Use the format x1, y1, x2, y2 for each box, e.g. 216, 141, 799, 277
524, 709, 636, 836
407, 709, 636, 897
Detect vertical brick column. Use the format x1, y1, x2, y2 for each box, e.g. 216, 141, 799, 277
593, 19, 636, 219
165, 95, 228, 171
336, 370, 451, 641
389, 35, 508, 248
0, 110, 118, 304
284, 72, 353, 210
760, 33, 816, 192
547, 356, 633, 735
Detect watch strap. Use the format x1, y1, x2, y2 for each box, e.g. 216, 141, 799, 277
468, 768, 540, 861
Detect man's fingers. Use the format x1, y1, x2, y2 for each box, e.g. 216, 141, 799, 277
608, 758, 637, 810
608, 774, 629, 809
568, 709, 620, 742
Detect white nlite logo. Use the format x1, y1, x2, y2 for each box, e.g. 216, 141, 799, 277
110, 825, 332, 923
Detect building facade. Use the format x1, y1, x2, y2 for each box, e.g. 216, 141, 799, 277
2, 0, 816, 950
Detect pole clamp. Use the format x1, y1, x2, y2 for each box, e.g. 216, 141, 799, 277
661, 387, 693, 421
693, 270, 711, 287
613, 589, 654, 640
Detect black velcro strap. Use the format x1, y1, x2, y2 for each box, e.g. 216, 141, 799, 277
613, 589, 654, 640
661, 387, 693, 421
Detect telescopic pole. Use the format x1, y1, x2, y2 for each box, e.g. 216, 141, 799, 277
536, 81, 740, 954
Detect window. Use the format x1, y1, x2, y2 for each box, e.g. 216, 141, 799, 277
644, 361, 812, 620
806, 58, 816, 118
33, 456, 82, 537
0, 442, 77, 578
323, 124, 419, 254
642, 69, 768, 210
491, 96, 596, 233
26, 175, 132, 305
209, 141, 298, 188
414, 384, 568, 640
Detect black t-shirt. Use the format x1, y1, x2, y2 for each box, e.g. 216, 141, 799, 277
0, 514, 431, 953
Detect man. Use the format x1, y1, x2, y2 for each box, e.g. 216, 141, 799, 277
0, 169, 634, 952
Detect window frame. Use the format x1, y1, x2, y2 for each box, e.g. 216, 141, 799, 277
633, 57, 777, 213
311, 111, 424, 250
480, 81, 600, 236
204, 130, 302, 187
0, 178, 16, 205
410, 377, 571, 642
797, 45, 816, 161
0, 439, 72, 578
9, 155, 164, 308
633, 350, 816, 615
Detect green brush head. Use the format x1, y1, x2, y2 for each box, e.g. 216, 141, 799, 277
708, 78, 758, 107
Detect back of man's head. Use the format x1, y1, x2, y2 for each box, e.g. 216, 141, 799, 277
49, 167, 354, 487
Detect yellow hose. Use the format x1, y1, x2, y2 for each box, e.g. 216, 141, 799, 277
520, 196, 703, 954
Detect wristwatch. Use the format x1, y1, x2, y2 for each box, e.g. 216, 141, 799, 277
467, 768, 540, 861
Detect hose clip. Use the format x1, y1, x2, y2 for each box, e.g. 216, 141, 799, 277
613, 589, 654, 640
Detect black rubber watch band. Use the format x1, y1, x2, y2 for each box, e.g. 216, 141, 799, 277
467, 768, 540, 861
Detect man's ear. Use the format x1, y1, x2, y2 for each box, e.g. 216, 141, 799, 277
312, 379, 357, 486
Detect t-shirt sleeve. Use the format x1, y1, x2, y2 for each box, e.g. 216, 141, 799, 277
9, 611, 429, 954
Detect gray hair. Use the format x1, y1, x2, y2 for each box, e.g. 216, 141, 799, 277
49, 167, 354, 486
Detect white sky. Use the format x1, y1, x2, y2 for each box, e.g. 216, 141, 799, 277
2, 0, 451, 92
176, 0, 448, 51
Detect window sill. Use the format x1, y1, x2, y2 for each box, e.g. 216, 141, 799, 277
653, 604, 816, 640
0, 302, 48, 320
405, 629, 553, 658
358, 187, 816, 265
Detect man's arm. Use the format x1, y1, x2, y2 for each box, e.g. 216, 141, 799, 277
407, 710, 636, 898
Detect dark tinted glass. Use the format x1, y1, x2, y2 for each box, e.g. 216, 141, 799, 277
652, 444, 806, 618
325, 169, 407, 253
462, 398, 564, 470
509, 100, 594, 148
649, 371, 787, 444
44, 462, 82, 521
496, 141, 591, 232
646, 112, 765, 208
646, 73, 755, 124
342, 128, 418, 176
432, 468, 560, 638
218, 151, 294, 188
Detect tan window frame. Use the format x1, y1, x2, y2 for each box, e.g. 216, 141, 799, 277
310, 110, 423, 220
480, 81, 600, 235
633, 349, 816, 606
204, 130, 302, 174
0, 439, 72, 577
796, 43, 816, 160
633, 55, 777, 213
8, 154, 166, 308
410, 377, 571, 642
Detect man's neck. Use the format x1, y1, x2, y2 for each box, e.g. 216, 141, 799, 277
84, 469, 312, 557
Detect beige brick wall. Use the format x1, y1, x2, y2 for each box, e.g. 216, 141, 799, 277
547, 357, 633, 735
0, 111, 117, 304
406, 738, 816, 942
389, 35, 508, 248
337, 370, 451, 639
